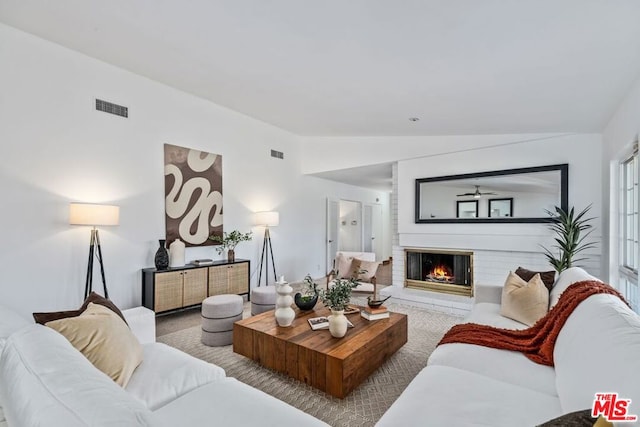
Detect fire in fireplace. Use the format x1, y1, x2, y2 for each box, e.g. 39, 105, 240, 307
405, 249, 473, 296
426, 264, 455, 283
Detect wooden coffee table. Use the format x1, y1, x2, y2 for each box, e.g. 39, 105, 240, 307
233, 306, 408, 398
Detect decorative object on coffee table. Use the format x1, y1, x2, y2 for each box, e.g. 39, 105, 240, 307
319, 276, 358, 338
274, 276, 295, 327
366, 277, 391, 308
255, 211, 279, 286
209, 230, 252, 262
294, 274, 319, 311
69, 203, 120, 299
169, 238, 185, 267
154, 239, 169, 270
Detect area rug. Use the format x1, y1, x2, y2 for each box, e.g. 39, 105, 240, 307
157, 297, 461, 427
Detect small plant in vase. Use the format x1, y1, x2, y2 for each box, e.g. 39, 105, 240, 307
319, 276, 359, 338
208, 230, 252, 262
294, 274, 319, 311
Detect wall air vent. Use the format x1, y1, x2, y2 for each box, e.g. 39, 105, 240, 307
270, 149, 284, 159
95, 99, 128, 118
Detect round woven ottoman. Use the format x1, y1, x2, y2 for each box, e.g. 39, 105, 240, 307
250, 286, 277, 315
201, 294, 243, 347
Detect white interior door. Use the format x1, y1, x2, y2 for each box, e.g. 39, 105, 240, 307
326, 198, 339, 272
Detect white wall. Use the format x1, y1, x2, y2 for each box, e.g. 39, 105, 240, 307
338, 200, 362, 252
398, 134, 602, 256
602, 74, 640, 283
0, 23, 388, 317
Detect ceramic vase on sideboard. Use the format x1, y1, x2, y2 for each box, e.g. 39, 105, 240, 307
154, 239, 169, 270
274, 277, 295, 327
169, 238, 185, 268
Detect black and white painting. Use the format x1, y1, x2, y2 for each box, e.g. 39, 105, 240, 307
164, 144, 222, 247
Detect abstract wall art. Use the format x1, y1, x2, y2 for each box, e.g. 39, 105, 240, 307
164, 144, 222, 247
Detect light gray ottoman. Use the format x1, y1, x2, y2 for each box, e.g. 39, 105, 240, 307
250, 286, 277, 315
201, 294, 243, 347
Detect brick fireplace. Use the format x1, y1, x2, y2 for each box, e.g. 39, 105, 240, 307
405, 248, 474, 297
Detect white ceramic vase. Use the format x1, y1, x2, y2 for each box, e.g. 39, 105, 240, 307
169, 238, 185, 267
275, 279, 295, 327
328, 309, 348, 338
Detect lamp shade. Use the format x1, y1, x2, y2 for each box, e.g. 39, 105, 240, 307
69, 203, 120, 226
254, 211, 279, 227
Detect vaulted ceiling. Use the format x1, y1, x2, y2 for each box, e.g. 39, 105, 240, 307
2, 0, 640, 137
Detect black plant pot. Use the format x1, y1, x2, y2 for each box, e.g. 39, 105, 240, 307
294, 293, 318, 311
154, 239, 169, 270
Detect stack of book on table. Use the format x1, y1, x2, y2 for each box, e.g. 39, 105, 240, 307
360, 306, 390, 321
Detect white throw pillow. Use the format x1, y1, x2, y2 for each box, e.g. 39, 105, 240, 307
500, 272, 549, 326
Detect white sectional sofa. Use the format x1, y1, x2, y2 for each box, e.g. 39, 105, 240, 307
0, 305, 328, 427
377, 267, 640, 426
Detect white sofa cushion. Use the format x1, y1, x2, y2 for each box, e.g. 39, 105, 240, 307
126, 342, 226, 410
549, 266, 601, 309
464, 302, 528, 330
0, 325, 157, 427
376, 365, 562, 427
154, 377, 329, 426
0, 304, 30, 352
123, 306, 156, 345
428, 343, 558, 396
554, 293, 640, 414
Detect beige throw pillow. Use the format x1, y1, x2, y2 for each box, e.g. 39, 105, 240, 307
500, 272, 549, 326
335, 253, 354, 279
351, 259, 381, 282
46, 303, 143, 387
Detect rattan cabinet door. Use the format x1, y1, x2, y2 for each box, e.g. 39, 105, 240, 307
208, 265, 228, 296
183, 268, 208, 306
228, 263, 249, 295
155, 271, 184, 312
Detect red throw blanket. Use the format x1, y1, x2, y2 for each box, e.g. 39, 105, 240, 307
438, 280, 628, 366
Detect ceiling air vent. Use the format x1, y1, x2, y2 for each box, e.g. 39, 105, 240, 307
270, 149, 284, 159
95, 99, 128, 118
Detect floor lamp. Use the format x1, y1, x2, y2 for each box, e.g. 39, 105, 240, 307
69, 203, 120, 299
255, 211, 279, 286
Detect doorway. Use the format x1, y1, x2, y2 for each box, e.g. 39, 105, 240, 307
326, 198, 384, 271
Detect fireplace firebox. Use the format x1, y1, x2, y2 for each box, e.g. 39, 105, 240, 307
405, 248, 474, 297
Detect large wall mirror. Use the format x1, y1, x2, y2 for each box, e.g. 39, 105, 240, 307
415, 164, 568, 223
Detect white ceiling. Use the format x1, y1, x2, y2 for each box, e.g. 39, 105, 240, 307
2, 0, 640, 138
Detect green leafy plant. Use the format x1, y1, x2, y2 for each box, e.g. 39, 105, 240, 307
208, 230, 252, 255
541, 205, 596, 273
319, 277, 359, 311
299, 274, 319, 302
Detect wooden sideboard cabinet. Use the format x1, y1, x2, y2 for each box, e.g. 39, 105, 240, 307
142, 259, 250, 314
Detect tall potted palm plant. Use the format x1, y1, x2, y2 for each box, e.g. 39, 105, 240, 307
541, 205, 596, 273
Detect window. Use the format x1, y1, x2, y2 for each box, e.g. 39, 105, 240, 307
620, 146, 639, 313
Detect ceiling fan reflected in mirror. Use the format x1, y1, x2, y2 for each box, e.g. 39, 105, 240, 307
456, 185, 497, 199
